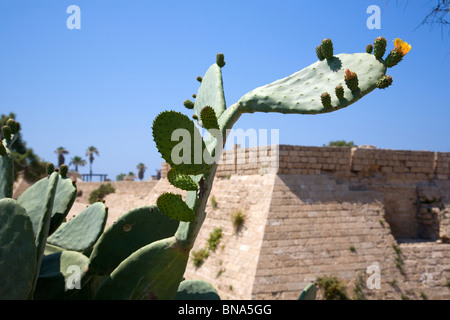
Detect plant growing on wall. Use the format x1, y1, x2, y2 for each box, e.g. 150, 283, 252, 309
0, 37, 409, 300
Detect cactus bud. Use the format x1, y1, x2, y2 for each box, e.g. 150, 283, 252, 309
192, 114, 198, 120
320, 92, 332, 108
46, 163, 55, 175
366, 44, 373, 54
376, 75, 393, 89
384, 48, 403, 68
216, 53, 226, 68
316, 45, 325, 61
183, 99, 195, 109
344, 69, 359, 91
192, 94, 197, 99
1, 126, 11, 140
335, 85, 344, 100
0, 141, 7, 156
373, 36, 387, 59
60, 164, 68, 177
196, 76, 203, 83
320, 39, 334, 59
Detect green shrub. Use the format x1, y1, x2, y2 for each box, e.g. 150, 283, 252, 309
207, 227, 223, 251
231, 210, 246, 233
89, 183, 115, 204
191, 248, 209, 268
316, 275, 349, 300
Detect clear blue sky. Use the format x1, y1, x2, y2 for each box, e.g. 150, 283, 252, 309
1, 0, 449, 181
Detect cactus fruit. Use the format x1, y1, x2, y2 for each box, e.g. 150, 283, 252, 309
320, 92, 332, 108
46, 162, 55, 175
184, 99, 195, 109
0, 199, 37, 299
157, 192, 195, 222
320, 38, 334, 59
59, 164, 68, 177
366, 44, 373, 54
216, 53, 226, 68
196, 76, 203, 82
316, 45, 325, 61
89, 205, 179, 276
335, 85, 344, 100
344, 68, 359, 91
174, 280, 221, 300
373, 36, 387, 59
376, 75, 393, 89
47, 202, 107, 252
384, 39, 411, 68
298, 283, 318, 300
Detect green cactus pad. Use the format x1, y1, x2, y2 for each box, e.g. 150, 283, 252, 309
174, 280, 221, 300
157, 192, 195, 222
17, 172, 59, 278
48, 176, 78, 235
0, 199, 37, 299
34, 250, 90, 300
167, 168, 199, 191
94, 236, 189, 300
152, 110, 212, 175
47, 202, 107, 252
193, 63, 226, 127
0, 140, 14, 198
298, 282, 318, 300
89, 205, 179, 276
200, 106, 220, 133
237, 53, 386, 115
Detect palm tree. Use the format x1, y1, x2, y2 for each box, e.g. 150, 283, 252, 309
137, 163, 147, 181
85, 146, 99, 180
55, 147, 69, 168
69, 156, 86, 172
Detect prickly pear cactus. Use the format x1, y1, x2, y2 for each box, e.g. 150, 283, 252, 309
0, 37, 409, 300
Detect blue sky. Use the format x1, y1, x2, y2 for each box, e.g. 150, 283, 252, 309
0, 0, 449, 181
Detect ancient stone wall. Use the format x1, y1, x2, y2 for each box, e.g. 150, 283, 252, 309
67, 144, 450, 299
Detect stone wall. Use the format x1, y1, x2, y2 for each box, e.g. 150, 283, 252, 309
66, 144, 450, 300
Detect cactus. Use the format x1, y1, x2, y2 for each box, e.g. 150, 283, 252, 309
174, 279, 221, 300
0, 36, 409, 300
298, 282, 318, 300
46, 202, 108, 252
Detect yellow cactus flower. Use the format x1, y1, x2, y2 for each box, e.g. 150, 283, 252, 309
394, 38, 411, 56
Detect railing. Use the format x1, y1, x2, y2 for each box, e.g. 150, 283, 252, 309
81, 174, 108, 182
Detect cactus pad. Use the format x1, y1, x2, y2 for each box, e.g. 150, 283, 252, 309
94, 237, 189, 300
47, 202, 107, 252
157, 192, 195, 222
193, 63, 226, 127
89, 205, 179, 276
0, 199, 37, 299
298, 282, 318, 300
48, 175, 78, 235
238, 53, 386, 114
34, 250, 90, 300
174, 280, 221, 300
0, 140, 14, 198
167, 168, 199, 191
152, 110, 212, 175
